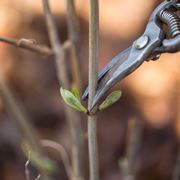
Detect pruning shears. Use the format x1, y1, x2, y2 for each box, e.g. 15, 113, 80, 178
82, 0, 180, 111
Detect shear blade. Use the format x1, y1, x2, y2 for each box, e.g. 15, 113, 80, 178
81, 0, 170, 111
92, 48, 145, 110
82, 46, 131, 100
82, 45, 146, 111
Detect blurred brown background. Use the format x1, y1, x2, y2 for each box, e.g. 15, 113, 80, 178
0, 0, 180, 180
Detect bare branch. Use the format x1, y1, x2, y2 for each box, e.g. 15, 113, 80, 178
0, 36, 53, 56
25, 152, 31, 180
66, 0, 82, 92
41, 139, 72, 180
124, 118, 144, 180
88, 0, 100, 180
42, 0, 69, 88
66, 0, 87, 178
173, 148, 180, 180
42, 1, 85, 180
34, 174, 41, 180
0, 78, 51, 180
25, 151, 41, 180
172, 83, 180, 180
0, 80, 40, 152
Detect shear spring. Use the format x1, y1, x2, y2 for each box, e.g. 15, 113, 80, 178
160, 10, 180, 37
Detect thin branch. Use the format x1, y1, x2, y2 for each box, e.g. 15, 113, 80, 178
34, 174, 41, 180
42, 1, 85, 180
0, 36, 53, 56
0, 78, 51, 180
66, 0, 87, 179
124, 118, 144, 180
42, 0, 69, 88
25, 151, 41, 180
25, 153, 31, 180
41, 139, 72, 180
173, 149, 180, 180
0, 80, 40, 153
0, 36, 72, 57
66, 0, 82, 92
172, 82, 180, 180
88, 0, 99, 180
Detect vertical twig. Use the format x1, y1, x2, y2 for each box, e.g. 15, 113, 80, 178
172, 82, 180, 180
66, 0, 82, 92
173, 150, 180, 180
34, 174, 41, 180
88, 0, 99, 180
0, 80, 39, 152
66, 0, 87, 178
42, 0, 69, 89
42, 1, 85, 179
124, 118, 143, 180
0, 79, 51, 180
25, 152, 30, 180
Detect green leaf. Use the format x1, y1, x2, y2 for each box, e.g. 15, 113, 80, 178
71, 87, 80, 100
118, 157, 128, 169
30, 153, 57, 173
60, 87, 87, 113
98, 90, 122, 110
22, 143, 57, 174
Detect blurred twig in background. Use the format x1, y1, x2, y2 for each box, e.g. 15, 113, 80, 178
124, 118, 144, 180
173, 149, 180, 180
66, 0, 87, 178
41, 139, 72, 179
42, 0, 69, 88
42, 0, 85, 179
25, 156, 30, 180
173, 81, 180, 180
88, 0, 99, 180
66, 0, 83, 92
0, 78, 52, 180
0, 36, 53, 56
0, 0, 87, 179
0, 36, 71, 57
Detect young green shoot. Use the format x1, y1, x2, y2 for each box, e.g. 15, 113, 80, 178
98, 90, 122, 110
60, 87, 87, 113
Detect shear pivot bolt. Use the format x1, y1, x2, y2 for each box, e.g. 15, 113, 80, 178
134, 35, 149, 50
